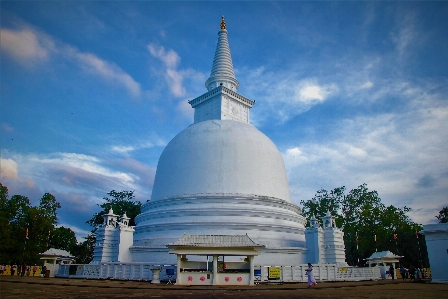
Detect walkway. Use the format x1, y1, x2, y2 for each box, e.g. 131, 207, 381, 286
1, 276, 446, 299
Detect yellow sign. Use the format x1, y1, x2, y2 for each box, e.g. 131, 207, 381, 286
268, 267, 281, 279
340, 267, 347, 273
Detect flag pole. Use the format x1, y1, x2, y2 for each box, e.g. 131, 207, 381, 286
416, 229, 422, 269
21, 227, 29, 264
356, 231, 359, 266
374, 234, 377, 252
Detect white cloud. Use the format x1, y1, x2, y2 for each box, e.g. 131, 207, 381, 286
284, 147, 308, 168
147, 43, 187, 97
359, 81, 373, 89
166, 68, 186, 97
1, 25, 141, 97
111, 145, 136, 154
284, 90, 448, 225
146, 43, 208, 123
49, 153, 135, 184
0, 123, 14, 133
295, 80, 338, 104
240, 67, 338, 124
74, 52, 141, 97
391, 11, 419, 60
148, 44, 180, 69
0, 28, 51, 63
110, 137, 167, 155
0, 158, 18, 179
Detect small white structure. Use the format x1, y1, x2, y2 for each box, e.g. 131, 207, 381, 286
39, 248, 75, 277
92, 208, 134, 263
365, 250, 402, 279
305, 212, 347, 265
166, 234, 265, 285
421, 223, 448, 283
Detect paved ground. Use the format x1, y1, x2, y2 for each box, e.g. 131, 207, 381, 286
1, 276, 447, 299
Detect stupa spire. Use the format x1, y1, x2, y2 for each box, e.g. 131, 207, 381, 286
205, 16, 239, 91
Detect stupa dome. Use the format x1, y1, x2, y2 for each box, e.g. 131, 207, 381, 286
151, 119, 291, 202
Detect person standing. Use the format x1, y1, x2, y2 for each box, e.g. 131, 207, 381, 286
389, 264, 395, 281
32, 264, 38, 276
21, 262, 26, 277
11, 264, 16, 276
400, 266, 406, 280
306, 263, 317, 287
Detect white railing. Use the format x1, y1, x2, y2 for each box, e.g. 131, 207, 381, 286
57, 262, 175, 281
58, 263, 380, 282
255, 265, 380, 283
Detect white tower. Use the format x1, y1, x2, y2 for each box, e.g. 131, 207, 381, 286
305, 211, 347, 265
92, 208, 134, 263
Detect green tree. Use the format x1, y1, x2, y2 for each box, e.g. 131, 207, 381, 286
0, 183, 65, 265
300, 183, 428, 268
300, 186, 345, 226
87, 190, 141, 228
70, 234, 95, 264
0, 183, 12, 262
435, 207, 448, 223
49, 226, 77, 253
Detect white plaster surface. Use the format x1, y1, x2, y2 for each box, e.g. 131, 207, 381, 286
421, 223, 448, 283
151, 119, 291, 202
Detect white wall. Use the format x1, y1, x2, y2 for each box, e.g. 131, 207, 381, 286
422, 223, 448, 283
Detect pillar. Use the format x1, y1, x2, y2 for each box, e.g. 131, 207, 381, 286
249, 255, 255, 286
177, 254, 182, 285
213, 255, 218, 285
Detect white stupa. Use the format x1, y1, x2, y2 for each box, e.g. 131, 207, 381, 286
130, 17, 307, 264
93, 18, 347, 267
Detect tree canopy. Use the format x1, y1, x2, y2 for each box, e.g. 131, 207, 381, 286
87, 190, 141, 228
300, 183, 428, 268
0, 183, 69, 265
436, 207, 448, 223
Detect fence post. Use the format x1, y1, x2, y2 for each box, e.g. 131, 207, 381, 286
130, 264, 134, 280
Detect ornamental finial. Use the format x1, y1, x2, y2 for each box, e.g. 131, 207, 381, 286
220, 16, 226, 30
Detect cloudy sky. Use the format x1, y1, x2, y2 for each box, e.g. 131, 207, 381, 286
1, 1, 447, 240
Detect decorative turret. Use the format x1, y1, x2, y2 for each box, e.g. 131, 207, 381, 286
120, 213, 130, 227
103, 207, 118, 227
321, 211, 336, 229
309, 214, 320, 228
205, 16, 239, 92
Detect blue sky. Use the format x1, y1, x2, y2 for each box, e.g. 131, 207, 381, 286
1, 1, 447, 240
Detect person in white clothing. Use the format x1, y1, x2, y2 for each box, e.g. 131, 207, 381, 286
306, 263, 317, 287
